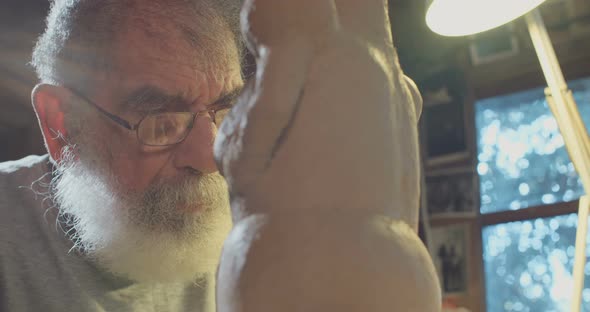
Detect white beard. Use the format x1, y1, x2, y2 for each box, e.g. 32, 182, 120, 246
52, 151, 232, 284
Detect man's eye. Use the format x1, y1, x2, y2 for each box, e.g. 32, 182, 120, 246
158, 119, 176, 135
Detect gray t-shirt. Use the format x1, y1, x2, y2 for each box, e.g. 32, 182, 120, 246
0, 155, 215, 312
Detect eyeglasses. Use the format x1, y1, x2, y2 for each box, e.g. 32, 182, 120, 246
67, 88, 232, 146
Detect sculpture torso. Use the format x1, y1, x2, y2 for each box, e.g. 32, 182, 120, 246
214, 1, 441, 311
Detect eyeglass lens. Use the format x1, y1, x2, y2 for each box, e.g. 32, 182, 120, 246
137, 108, 231, 146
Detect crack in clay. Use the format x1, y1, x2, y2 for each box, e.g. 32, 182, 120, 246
265, 87, 306, 169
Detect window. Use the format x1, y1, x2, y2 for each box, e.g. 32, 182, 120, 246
483, 214, 590, 311
476, 78, 590, 214
475, 77, 590, 311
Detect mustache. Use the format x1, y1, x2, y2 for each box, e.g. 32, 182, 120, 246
142, 173, 227, 201
134, 172, 229, 227
127, 172, 229, 233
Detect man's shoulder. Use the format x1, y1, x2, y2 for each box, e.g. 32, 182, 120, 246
0, 155, 83, 312
0, 154, 51, 221
0, 154, 50, 176
0, 154, 51, 190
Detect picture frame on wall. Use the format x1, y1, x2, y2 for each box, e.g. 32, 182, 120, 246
429, 223, 471, 296
469, 23, 519, 66
425, 166, 478, 218
420, 67, 472, 168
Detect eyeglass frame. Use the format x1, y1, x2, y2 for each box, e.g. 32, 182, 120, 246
66, 87, 233, 146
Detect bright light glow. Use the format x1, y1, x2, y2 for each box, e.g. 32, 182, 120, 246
426, 0, 548, 36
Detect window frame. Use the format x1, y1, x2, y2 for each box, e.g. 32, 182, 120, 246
471, 67, 590, 312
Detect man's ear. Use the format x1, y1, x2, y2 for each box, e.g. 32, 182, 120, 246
31, 84, 71, 164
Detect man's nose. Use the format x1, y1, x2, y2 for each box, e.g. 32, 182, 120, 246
173, 115, 218, 174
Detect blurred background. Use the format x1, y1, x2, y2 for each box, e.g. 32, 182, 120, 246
0, 0, 47, 160
2, 0, 590, 311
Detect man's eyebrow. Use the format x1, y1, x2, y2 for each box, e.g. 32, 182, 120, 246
119, 85, 186, 113
210, 87, 244, 107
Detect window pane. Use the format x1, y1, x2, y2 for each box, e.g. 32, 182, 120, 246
476, 77, 590, 214
482, 214, 590, 312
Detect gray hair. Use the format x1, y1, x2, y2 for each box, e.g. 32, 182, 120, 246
31, 0, 243, 90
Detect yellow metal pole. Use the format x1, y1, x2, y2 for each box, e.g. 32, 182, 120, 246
573, 196, 589, 312
525, 9, 590, 312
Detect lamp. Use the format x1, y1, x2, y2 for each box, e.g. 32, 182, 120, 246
426, 0, 547, 36
425, 1, 590, 312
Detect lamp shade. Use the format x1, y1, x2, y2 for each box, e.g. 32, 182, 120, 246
426, 0, 548, 36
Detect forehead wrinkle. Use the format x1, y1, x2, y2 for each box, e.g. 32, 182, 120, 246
179, 25, 202, 50
118, 19, 211, 76
111, 19, 211, 89
127, 1, 206, 47
107, 4, 242, 112
114, 2, 238, 78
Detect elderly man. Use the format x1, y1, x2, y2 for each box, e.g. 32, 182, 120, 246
1, 0, 242, 310
2, 0, 441, 311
